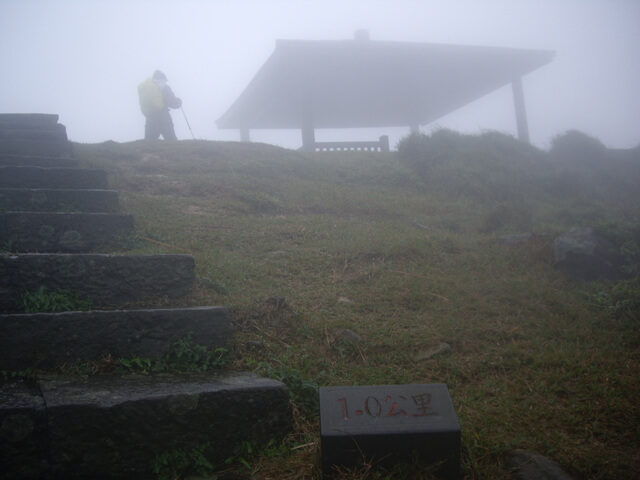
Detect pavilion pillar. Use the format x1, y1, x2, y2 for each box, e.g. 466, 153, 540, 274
301, 105, 316, 151
512, 76, 530, 143
240, 127, 250, 142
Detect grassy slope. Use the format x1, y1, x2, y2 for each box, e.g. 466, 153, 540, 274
74, 138, 640, 480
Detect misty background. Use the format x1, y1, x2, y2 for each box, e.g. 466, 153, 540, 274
1, 0, 638, 150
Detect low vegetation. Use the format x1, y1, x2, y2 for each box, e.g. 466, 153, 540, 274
72, 130, 640, 479
22, 285, 93, 313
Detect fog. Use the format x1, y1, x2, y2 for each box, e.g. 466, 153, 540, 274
1, 0, 639, 150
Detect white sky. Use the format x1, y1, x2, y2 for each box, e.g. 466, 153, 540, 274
1, 0, 639, 149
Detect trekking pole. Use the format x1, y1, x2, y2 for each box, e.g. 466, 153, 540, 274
181, 106, 196, 139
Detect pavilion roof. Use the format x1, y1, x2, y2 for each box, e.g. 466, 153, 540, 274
216, 37, 554, 130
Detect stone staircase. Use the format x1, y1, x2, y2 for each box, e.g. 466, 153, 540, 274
0, 114, 293, 480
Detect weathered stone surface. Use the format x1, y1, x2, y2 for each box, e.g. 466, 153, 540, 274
0, 306, 233, 370
0, 113, 59, 125
40, 372, 292, 479
553, 227, 625, 281
0, 380, 49, 480
0, 188, 119, 213
0, 140, 73, 157
0, 253, 195, 313
1, 373, 293, 480
0, 212, 134, 252
507, 449, 575, 480
0, 154, 78, 168
0, 166, 107, 189
0, 123, 68, 142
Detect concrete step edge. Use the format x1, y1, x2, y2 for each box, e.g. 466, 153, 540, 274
1, 371, 293, 480
0, 188, 120, 213
0, 306, 233, 371
0, 154, 78, 167
0, 166, 107, 189
0, 212, 135, 253
1, 253, 195, 313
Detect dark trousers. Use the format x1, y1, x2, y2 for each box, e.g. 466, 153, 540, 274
144, 110, 177, 140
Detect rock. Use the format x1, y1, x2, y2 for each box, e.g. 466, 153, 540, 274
553, 227, 625, 281
413, 342, 452, 362
507, 449, 575, 480
334, 329, 362, 344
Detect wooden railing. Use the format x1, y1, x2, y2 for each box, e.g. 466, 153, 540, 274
311, 135, 390, 153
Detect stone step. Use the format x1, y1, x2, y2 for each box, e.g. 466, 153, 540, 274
0, 253, 195, 313
0, 113, 60, 125
0, 212, 135, 253
0, 166, 108, 189
0, 188, 119, 213
1, 372, 293, 480
0, 306, 233, 371
0, 115, 72, 157
0, 139, 73, 157
0, 154, 78, 168
0, 123, 68, 142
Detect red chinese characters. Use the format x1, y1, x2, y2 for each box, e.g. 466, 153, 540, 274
337, 392, 436, 421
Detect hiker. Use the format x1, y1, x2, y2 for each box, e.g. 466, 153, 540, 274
138, 70, 182, 140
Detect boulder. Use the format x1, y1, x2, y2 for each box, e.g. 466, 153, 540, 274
507, 449, 575, 480
553, 227, 625, 281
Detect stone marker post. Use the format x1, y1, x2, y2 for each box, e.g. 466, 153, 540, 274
319, 383, 460, 479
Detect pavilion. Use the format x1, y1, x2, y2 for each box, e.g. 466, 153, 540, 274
216, 31, 554, 151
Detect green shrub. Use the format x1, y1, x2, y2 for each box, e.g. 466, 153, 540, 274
158, 336, 230, 372
480, 202, 533, 234
256, 363, 319, 417
117, 334, 231, 374
475, 130, 543, 161
397, 129, 543, 179
396, 129, 463, 173
550, 130, 607, 164
596, 221, 640, 276
592, 278, 640, 322
588, 222, 640, 323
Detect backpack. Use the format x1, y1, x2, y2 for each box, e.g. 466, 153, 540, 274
137, 78, 164, 116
